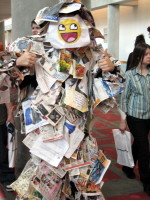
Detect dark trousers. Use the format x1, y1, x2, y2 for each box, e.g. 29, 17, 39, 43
126, 115, 150, 185
0, 123, 15, 184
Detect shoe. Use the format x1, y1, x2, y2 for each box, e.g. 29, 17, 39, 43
122, 166, 136, 179
143, 184, 150, 196
5, 184, 14, 192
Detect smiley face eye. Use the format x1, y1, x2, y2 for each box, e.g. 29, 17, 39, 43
70, 23, 78, 30
58, 24, 66, 31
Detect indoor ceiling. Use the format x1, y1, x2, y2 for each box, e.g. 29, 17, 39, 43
120, 0, 138, 6
0, 0, 11, 22
0, 0, 138, 22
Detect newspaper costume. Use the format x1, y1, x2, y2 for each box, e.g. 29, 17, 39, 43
0, 1, 124, 199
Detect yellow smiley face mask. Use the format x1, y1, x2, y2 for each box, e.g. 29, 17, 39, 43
45, 15, 91, 49
58, 18, 81, 43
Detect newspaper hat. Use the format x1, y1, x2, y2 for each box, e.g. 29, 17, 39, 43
35, 1, 83, 25
35, 3, 64, 25
37, 1, 104, 48
59, 2, 82, 14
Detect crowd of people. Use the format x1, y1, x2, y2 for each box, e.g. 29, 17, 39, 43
0, 0, 149, 199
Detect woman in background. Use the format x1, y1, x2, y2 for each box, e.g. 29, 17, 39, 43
147, 26, 150, 38
126, 34, 146, 71
120, 43, 150, 196
31, 19, 41, 35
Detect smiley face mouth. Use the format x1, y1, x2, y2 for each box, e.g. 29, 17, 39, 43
60, 32, 78, 43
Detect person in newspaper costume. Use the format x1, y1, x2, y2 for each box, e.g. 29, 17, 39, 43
0, 0, 124, 199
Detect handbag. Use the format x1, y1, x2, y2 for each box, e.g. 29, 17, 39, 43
112, 129, 134, 168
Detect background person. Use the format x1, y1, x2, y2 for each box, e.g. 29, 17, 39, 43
0, 43, 16, 192
31, 19, 41, 35
0, 42, 4, 51
120, 43, 150, 196
0, 103, 16, 192
147, 26, 150, 38
31, 19, 49, 35
126, 34, 145, 71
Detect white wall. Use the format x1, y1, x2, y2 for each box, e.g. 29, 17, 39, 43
92, 8, 108, 50
4, 18, 12, 47
92, 0, 150, 62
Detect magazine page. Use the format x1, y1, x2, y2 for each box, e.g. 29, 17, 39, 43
31, 161, 62, 200
22, 129, 40, 149
64, 85, 88, 113
89, 150, 111, 185
65, 127, 85, 158
39, 117, 65, 142
22, 100, 48, 134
